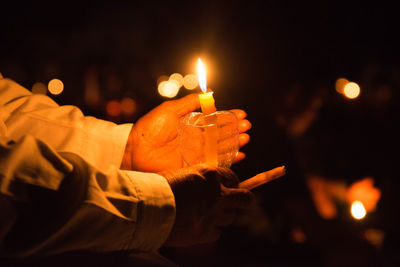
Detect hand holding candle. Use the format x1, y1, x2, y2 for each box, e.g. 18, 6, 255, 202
178, 58, 284, 186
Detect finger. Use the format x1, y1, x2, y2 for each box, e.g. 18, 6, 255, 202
217, 133, 239, 151
197, 166, 239, 188
217, 123, 239, 141
215, 112, 239, 131
166, 93, 201, 117
233, 152, 246, 163
216, 117, 250, 138
238, 119, 252, 133
217, 133, 247, 153
239, 166, 286, 190
229, 109, 247, 120
217, 168, 240, 188
239, 133, 250, 147
220, 187, 255, 209
216, 124, 247, 145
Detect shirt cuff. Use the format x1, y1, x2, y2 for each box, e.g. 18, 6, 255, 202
80, 118, 132, 171
124, 171, 176, 251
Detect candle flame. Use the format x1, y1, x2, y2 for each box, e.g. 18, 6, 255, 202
351, 200, 366, 220
197, 58, 207, 93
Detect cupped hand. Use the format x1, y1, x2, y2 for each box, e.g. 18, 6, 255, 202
121, 94, 252, 172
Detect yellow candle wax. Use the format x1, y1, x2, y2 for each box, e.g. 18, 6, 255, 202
199, 91, 216, 115
201, 112, 218, 166
198, 91, 218, 166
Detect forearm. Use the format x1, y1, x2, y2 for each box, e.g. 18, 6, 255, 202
0, 136, 175, 258
0, 78, 132, 173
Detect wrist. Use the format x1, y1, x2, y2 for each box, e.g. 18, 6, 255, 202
157, 171, 177, 194
120, 126, 135, 170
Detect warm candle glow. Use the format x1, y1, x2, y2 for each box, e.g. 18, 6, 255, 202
158, 80, 180, 98
351, 200, 366, 220
169, 73, 184, 88
32, 82, 47, 95
197, 58, 207, 93
343, 82, 361, 99
335, 78, 349, 94
196, 58, 216, 114
48, 79, 64, 95
183, 74, 198, 90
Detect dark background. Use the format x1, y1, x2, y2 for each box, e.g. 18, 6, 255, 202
1, 1, 399, 266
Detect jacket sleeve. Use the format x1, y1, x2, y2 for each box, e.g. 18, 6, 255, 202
0, 78, 132, 173
0, 135, 175, 258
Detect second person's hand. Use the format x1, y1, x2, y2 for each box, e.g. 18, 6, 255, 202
160, 165, 254, 247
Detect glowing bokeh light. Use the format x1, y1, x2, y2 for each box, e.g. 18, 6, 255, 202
32, 82, 47, 95
48, 79, 64, 95
0, 72, 3, 79
121, 97, 137, 115
169, 73, 184, 88
157, 75, 169, 85
158, 81, 180, 98
364, 229, 384, 248
168, 78, 180, 89
106, 100, 122, 117
343, 82, 361, 99
183, 74, 198, 90
335, 78, 349, 94
197, 58, 207, 92
351, 201, 366, 220
291, 227, 306, 243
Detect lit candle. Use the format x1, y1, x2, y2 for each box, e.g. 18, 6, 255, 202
197, 58, 216, 115
198, 91, 216, 114
197, 58, 218, 166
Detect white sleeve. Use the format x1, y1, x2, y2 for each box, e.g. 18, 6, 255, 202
0, 135, 175, 258
0, 78, 132, 173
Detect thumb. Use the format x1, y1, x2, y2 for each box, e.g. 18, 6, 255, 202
220, 187, 255, 209
167, 93, 201, 117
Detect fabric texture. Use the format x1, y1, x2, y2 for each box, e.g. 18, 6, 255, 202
0, 78, 176, 259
